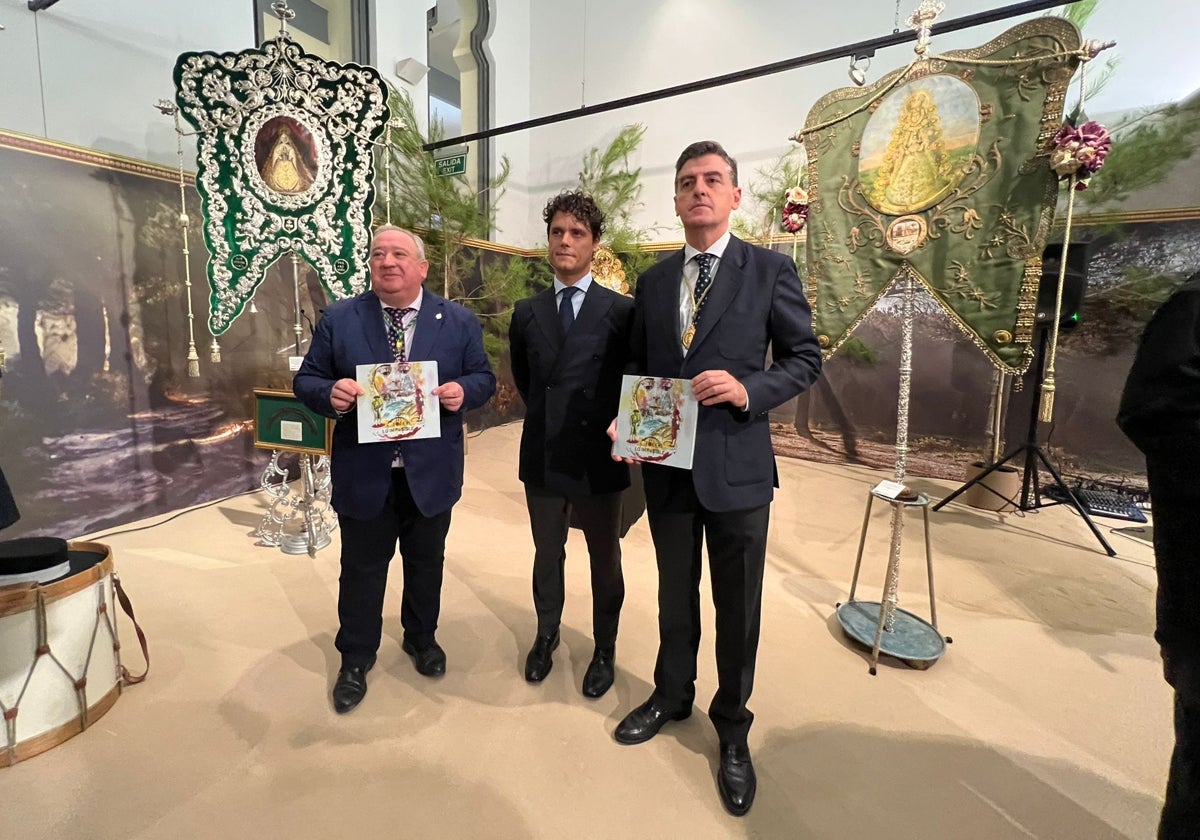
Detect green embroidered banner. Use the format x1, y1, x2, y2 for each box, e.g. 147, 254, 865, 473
803, 18, 1082, 374
174, 34, 389, 336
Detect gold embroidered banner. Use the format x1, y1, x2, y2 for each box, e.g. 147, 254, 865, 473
802, 18, 1082, 374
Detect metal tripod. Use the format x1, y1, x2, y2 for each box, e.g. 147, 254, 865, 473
932, 328, 1116, 557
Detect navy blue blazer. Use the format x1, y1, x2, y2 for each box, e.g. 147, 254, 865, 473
509, 283, 634, 496
293, 289, 496, 520
630, 235, 822, 512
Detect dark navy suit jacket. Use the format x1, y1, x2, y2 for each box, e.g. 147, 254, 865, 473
630, 235, 822, 512
509, 283, 634, 497
293, 289, 496, 520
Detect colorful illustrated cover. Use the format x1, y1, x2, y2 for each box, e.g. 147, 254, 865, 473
355, 361, 440, 443
612, 374, 698, 470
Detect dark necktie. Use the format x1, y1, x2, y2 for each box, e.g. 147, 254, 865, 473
385, 307, 415, 361
559, 286, 578, 333
693, 253, 715, 320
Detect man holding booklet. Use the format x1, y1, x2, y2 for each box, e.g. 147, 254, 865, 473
608, 141, 822, 816
294, 225, 495, 713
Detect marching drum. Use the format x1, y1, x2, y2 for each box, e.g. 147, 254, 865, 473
0, 540, 146, 767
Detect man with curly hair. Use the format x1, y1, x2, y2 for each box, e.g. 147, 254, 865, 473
509, 191, 635, 698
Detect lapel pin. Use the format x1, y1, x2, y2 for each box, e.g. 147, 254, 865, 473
435, 313, 442, 320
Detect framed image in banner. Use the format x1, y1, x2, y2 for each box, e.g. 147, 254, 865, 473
253, 388, 333, 455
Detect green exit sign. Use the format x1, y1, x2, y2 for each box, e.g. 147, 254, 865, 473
434, 152, 467, 177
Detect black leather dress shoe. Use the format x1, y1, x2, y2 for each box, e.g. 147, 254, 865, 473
581, 646, 615, 698
332, 664, 371, 714
717, 743, 757, 817
524, 630, 560, 682
402, 638, 446, 677
613, 697, 690, 745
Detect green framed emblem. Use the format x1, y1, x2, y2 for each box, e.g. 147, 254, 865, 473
253, 388, 332, 456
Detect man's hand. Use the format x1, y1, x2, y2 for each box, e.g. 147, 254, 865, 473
433, 381, 465, 412
330, 378, 364, 412
692, 370, 748, 408
607, 417, 635, 464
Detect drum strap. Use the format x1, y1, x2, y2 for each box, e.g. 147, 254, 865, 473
113, 573, 149, 685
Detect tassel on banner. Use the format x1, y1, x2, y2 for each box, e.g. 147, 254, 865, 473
1039, 377, 1056, 422
186, 344, 200, 378
210, 339, 222, 364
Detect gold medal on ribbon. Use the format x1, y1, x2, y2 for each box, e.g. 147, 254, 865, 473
682, 324, 695, 349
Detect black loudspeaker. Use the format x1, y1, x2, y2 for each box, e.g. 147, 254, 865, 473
1035, 243, 1088, 332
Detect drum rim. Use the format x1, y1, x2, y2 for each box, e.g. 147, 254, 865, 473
0, 682, 121, 768
0, 542, 113, 617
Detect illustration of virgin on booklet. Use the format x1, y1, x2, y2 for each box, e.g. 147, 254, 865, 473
611, 374, 698, 469
355, 361, 441, 442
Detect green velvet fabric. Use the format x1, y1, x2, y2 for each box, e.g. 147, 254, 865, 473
803, 18, 1082, 374
174, 35, 389, 336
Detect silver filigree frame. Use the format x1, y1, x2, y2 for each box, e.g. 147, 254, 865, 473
175, 34, 388, 336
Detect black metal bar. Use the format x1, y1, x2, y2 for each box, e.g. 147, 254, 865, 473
424, 0, 1081, 153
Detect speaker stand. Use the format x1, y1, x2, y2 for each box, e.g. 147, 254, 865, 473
933, 329, 1116, 557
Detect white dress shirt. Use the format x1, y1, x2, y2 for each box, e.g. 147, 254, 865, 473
678, 229, 732, 344
553, 273, 593, 320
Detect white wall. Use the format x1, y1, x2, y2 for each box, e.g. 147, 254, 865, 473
489, 0, 532, 243
0, 0, 1193, 245
498, 0, 1200, 247
0, 0, 432, 166
0, 0, 252, 167
373, 0, 435, 134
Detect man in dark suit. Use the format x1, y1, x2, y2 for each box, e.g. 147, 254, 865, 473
294, 225, 495, 714
608, 141, 822, 816
1118, 270, 1200, 838
509, 191, 634, 698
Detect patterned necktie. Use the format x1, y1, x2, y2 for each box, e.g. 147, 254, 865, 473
385, 307, 415, 361
559, 286, 578, 334
683, 253, 715, 350
384, 307, 415, 464
693, 253, 715, 319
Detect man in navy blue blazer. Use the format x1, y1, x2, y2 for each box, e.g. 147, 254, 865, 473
609, 141, 822, 816
294, 226, 495, 713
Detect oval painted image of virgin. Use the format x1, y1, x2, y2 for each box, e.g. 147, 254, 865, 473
859, 75, 981, 216
254, 116, 319, 196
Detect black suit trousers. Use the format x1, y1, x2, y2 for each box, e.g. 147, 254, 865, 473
644, 467, 769, 748
524, 485, 624, 649
335, 469, 452, 668
1152, 494, 1200, 838
1161, 690, 1200, 839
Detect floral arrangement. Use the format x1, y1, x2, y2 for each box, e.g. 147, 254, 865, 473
1049, 120, 1112, 191
781, 186, 809, 233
